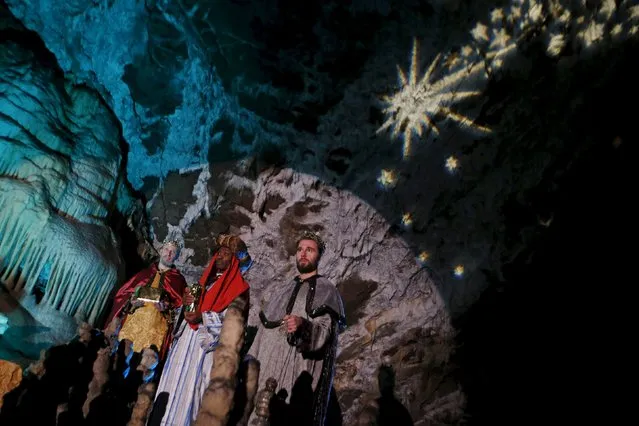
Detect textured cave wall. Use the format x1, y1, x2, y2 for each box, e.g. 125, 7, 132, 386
5, 0, 290, 192
0, 6, 143, 364
7, 0, 638, 314
146, 162, 457, 424
2, 0, 638, 422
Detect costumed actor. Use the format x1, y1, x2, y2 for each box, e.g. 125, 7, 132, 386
148, 234, 252, 426
247, 231, 345, 426
105, 239, 187, 359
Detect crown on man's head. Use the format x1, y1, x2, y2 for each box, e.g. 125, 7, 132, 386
297, 231, 326, 255
162, 238, 184, 251
216, 234, 247, 253
215, 233, 253, 273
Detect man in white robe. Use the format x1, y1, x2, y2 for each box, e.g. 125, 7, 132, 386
148, 235, 252, 426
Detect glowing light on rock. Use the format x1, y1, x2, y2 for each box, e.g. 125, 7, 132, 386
401, 213, 413, 228
453, 264, 465, 277
417, 251, 430, 264
472, 0, 639, 65
445, 156, 459, 173
377, 38, 491, 159
377, 169, 398, 189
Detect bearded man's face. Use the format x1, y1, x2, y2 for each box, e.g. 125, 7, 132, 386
296, 239, 320, 273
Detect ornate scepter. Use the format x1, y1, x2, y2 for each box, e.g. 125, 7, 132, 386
184, 282, 202, 312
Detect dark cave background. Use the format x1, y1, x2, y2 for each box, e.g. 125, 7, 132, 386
456, 84, 632, 424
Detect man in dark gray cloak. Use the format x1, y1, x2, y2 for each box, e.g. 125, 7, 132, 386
247, 231, 345, 426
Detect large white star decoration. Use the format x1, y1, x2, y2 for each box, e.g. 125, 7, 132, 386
376, 38, 491, 158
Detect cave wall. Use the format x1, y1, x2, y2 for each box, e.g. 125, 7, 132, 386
0, 6, 143, 363
5, 0, 635, 316
1, 0, 638, 422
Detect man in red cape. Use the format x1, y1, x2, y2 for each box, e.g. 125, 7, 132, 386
148, 234, 251, 426
104, 240, 187, 359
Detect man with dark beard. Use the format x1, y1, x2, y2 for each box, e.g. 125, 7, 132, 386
247, 231, 345, 426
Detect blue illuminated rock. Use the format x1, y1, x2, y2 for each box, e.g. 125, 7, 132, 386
0, 13, 140, 362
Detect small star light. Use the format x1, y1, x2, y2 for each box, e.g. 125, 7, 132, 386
376, 38, 490, 159
377, 169, 397, 189
445, 156, 459, 173
453, 264, 465, 277
417, 251, 430, 264
401, 213, 413, 228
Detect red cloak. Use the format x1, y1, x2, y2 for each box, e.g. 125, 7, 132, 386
106, 263, 186, 357
190, 252, 249, 330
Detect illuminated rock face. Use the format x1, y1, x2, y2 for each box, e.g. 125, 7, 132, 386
2, 0, 638, 422
148, 162, 458, 424
0, 15, 139, 361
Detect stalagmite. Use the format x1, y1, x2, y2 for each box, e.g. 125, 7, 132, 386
127, 382, 157, 426
0, 360, 22, 408
126, 348, 161, 425
56, 402, 69, 425
25, 349, 47, 379
194, 296, 249, 426
237, 358, 260, 426
127, 348, 159, 426
82, 347, 110, 417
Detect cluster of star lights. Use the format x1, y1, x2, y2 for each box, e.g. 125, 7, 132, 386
375, 37, 482, 280
376, 0, 638, 279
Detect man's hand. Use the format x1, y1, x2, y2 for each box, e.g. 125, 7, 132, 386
154, 301, 167, 312
183, 288, 195, 306
282, 315, 304, 333
185, 311, 202, 324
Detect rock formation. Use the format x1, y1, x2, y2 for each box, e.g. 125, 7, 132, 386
1, 0, 637, 423
0, 6, 143, 362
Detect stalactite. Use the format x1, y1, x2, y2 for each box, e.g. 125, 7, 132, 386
53, 262, 71, 307
59, 269, 78, 313
1, 30, 147, 332
5, 242, 28, 284
16, 244, 45, 294
0, 232, 23, 284
0, 222, 23, 279
0, 192, 120, 324
42, 255, 64, 307
21, 248, 48, 295
76, 271, 98, 316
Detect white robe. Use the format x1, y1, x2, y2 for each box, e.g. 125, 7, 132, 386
149, 306, 225, 425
